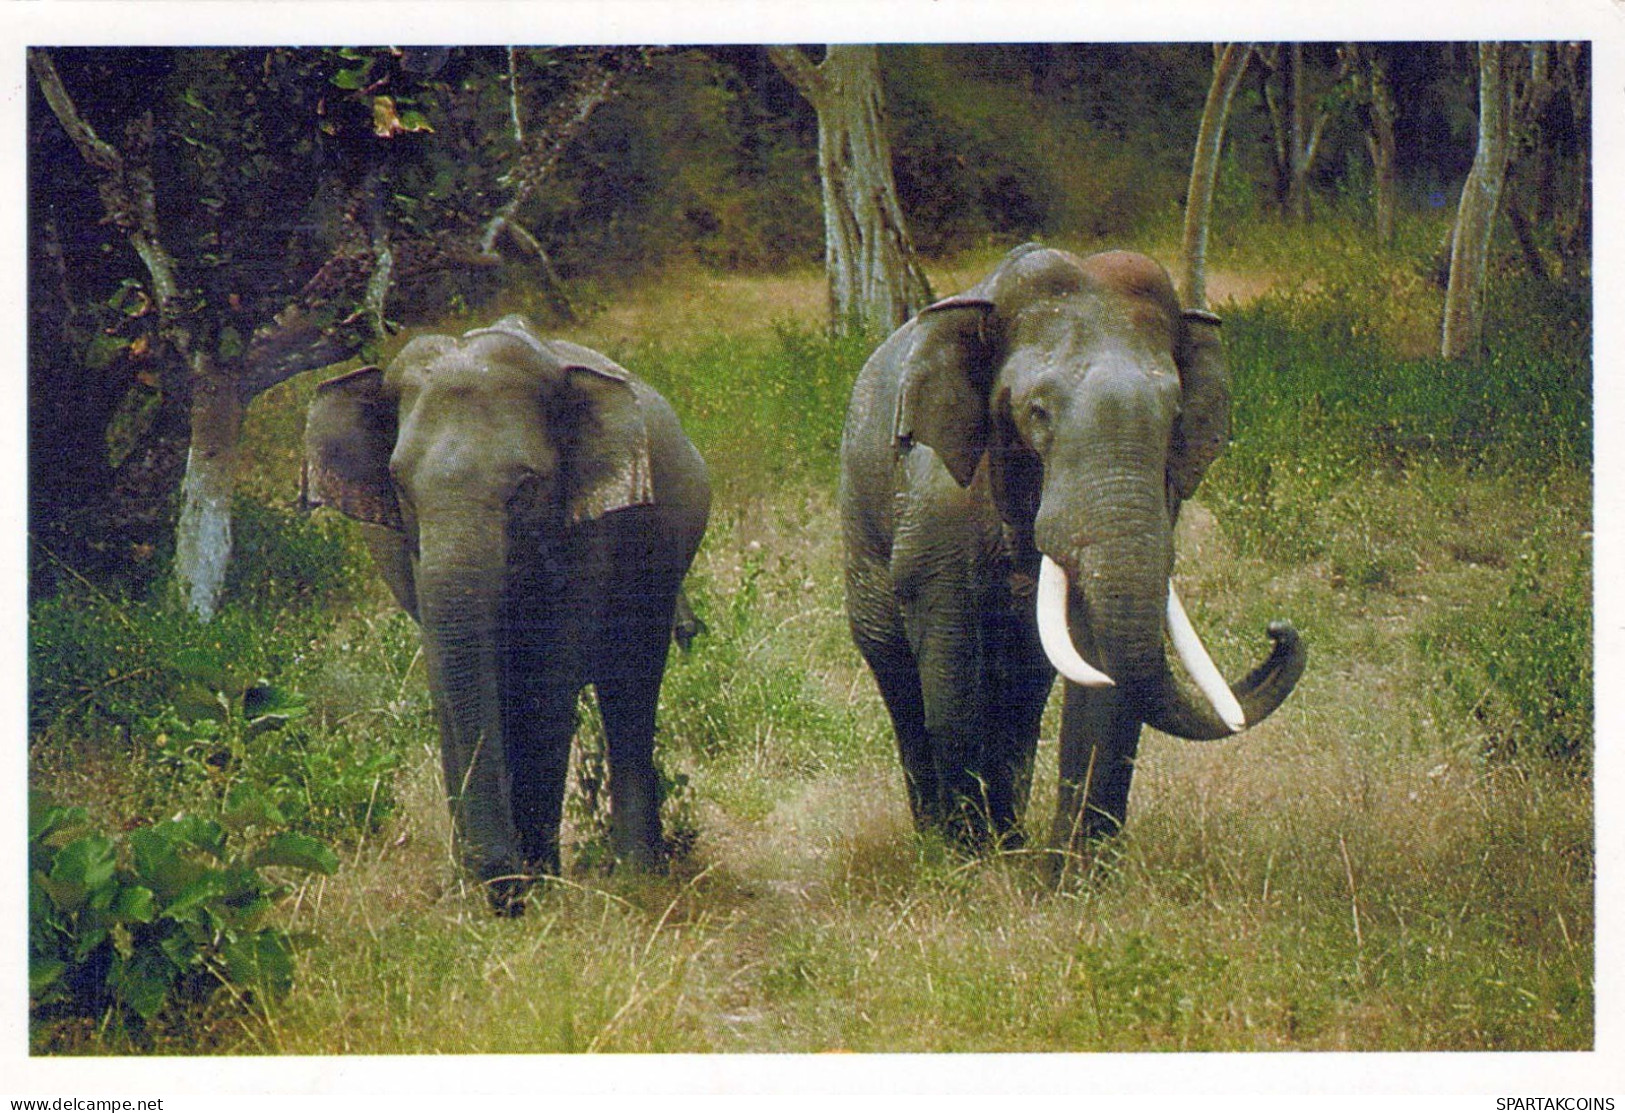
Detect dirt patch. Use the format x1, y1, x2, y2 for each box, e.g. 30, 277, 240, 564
1204, 269, 1280, 308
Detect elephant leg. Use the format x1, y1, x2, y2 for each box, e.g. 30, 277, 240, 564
595, 641, 672, 871
1051, 682, 1144, 868
848, 549, 941, 833
855, 631, 939, 833
502, 675, 579, 879
981, 610, 1053, 843
906, 610, 1003, 848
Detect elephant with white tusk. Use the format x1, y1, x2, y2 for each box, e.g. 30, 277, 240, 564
838, 244, 1305, 859
305, 314, 710, 913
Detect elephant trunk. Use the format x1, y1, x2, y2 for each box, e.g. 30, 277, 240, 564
415, 510, 521, 880
1037, 538, 1304, 740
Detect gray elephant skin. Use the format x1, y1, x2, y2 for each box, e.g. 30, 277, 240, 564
840, 244, 1305, 862
305, 314, 710, 912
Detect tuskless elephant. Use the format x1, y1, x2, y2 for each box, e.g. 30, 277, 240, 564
304, 314, 710, 913
839, 244, 1305, 864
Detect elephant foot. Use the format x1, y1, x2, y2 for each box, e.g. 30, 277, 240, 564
480, 861, 540, 917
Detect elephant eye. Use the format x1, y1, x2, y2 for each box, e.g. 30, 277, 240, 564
1023, 399, 1053, 453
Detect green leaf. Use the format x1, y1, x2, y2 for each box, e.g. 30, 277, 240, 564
172, 646, 239, 694
85, 334, 130, 371
108, 947, 177, 1020
29, 957, 66, 996
113, 884, 156, 925
250, 832, 339, 876
130, 826, 208, 900
106, 383, 163, 470
163, 870, 233, 921
30, 793, 92, 846
223, 930, 295, 998
46, 836, 117, 913
33, 869, 83, 915
220, 786, 287, 833
164, 815, 228, 859
331, 64, 371, 90
243, 684, 309, 735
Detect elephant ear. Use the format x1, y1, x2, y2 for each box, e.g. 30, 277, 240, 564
303, 365, 402, 530
892, 296, 997, 487
1169, 308, 1231, 500
558, 363, 655, 524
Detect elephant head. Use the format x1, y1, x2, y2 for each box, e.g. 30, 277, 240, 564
302, 314, 659, 888
893, 245, 1303, 740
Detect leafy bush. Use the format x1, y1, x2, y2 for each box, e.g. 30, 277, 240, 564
1208, 260, 1590, 564
30, 791, 337, 1035
31, 493, 400, 844
223, 496, 370, 611
1419, 531, 1593, 764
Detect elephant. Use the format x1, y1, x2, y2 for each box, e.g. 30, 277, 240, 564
304, 314, 710, 912
839, 243, 1305, 864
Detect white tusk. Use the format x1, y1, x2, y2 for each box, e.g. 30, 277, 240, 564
1167, 586, 1247, 733
1036, 556, 1115, 688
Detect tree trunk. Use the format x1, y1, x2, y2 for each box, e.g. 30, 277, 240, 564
768, 45, 932, 335
173, 363, 244, 621
1363, 51, 1398, 245
1442, 44, 1512, 361
1181, 44, 1251, 310
1287, 44, 1310, 223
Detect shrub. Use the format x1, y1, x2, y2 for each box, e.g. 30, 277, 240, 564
30, 492, 400, 845
30, 790, 337, 1037
1419, 529, 1593, 765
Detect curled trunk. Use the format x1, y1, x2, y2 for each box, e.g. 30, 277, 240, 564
1039, 548, 1305, 739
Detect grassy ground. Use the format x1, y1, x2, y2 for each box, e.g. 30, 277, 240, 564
28, 220, 1593, 1055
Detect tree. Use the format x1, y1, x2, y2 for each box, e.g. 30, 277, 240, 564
31, 47, 634, 618
1352, 45, 1399, 245
1441, 43, 1555, 360
767, 45, 931, 335
1180, 44, 1252, 310
1254, 43, 1355, 221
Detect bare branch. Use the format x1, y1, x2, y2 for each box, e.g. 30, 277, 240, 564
479, 51, 643, 256
30, 50, 190, 342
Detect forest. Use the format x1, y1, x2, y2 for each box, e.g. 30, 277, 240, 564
25, 42, 1593, 1061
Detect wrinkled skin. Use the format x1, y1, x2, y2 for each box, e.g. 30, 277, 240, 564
839, 245, 1304, 863
305, 315, 710, 912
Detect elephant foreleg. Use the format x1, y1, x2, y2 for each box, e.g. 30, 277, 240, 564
856, 632, 939, 833
502, 676, 579, 880
1051, 683, 1144, 874
596, 648, 671, 871
983, 607, 1053, 842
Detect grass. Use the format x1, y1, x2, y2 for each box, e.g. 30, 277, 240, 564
28, 212, 1593, 1054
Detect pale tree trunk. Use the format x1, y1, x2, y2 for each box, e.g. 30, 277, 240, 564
1181, 44, 1251, 310
768, 45, 932, 335
1442, 44, 1555, 360
173, 365, 243, 620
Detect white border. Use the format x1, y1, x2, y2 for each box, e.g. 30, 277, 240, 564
4, 0, 1620, 1101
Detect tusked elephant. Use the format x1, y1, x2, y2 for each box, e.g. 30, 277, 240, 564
839, 244, 1305, 865
304, 314, 710, 913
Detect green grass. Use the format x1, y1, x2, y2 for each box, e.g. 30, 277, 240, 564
29, 217, 1593, 1053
